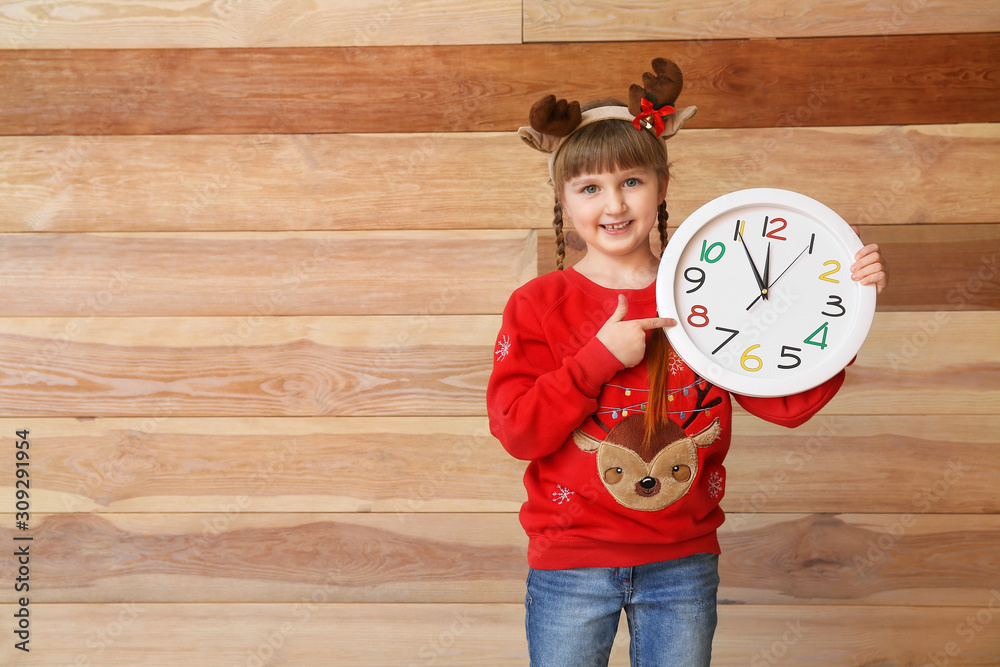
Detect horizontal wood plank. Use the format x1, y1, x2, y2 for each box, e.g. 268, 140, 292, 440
540, 223, 1000, 312
524, 0, 1000, 41
841, 310, 1000, 416
864, 224, 1000, 311
1, 34, 996, 134
0, 133, 542, 232
11, 416, 525, 514
4, 415, 996, 515
0, 0, 522, 48
0, 312, 994, 417
722, 415, 1000, 515
714, 603, 1000, 665
4, 603, 1000, 666
2, 124, 996, 233
1, 513, 996, 606
662, 124, 999, 230
0, 316, 500, 417
0, 231, 535, 316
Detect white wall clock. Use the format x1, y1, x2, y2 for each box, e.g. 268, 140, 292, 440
656, 188, 877, 397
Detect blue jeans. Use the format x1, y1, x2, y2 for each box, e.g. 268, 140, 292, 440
525, 553, 719, 667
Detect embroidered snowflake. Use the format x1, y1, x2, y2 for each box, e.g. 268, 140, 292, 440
668, 352, 686, 376
495, 334, 511, 362
551, 484, 575, 505
707, 471, 724, 499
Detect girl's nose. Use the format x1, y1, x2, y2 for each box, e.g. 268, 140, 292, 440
605, 191, 627, 213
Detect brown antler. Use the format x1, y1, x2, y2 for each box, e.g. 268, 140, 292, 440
682, 381, 721, 430
529, 94, 582, 138
628, 58, 684, 116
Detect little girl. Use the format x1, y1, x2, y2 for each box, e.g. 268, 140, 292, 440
487, 58, 887, 666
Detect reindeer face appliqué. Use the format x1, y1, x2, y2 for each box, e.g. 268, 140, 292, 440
573, 415, 721, 512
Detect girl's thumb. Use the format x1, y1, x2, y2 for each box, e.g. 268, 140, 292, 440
608, 294, 629, 322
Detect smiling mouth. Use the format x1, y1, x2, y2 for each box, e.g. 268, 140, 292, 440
601, 220, 632, 231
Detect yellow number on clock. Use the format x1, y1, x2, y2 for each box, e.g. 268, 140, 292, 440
819, 260, 840, 283
740, 345, 763, 372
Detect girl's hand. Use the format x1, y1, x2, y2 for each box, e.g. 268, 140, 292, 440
850, 226, 888, 294
597, 295, 676, 368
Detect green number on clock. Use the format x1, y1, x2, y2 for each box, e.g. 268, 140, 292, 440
804, 322, 830, 350
700, 240, 725, 263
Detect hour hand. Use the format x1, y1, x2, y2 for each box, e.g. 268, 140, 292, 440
738, 232, 767, 298
747, 243, 809, 310
762, 242, 771, 300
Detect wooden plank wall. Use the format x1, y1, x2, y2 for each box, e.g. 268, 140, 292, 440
0, 1, 998, 664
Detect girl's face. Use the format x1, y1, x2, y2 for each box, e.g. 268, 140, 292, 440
560, 165, 667, 266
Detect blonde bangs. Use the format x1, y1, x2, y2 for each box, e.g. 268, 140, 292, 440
553, 118, 669, 194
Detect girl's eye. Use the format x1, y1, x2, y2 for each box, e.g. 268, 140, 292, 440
624, 178, 640, 187
582, 185, 598, 194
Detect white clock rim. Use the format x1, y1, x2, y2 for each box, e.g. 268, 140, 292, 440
656, 188, 877, 398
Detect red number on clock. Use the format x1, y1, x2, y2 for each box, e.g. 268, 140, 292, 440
687, 305, 710, 327
762, 216, 787, 241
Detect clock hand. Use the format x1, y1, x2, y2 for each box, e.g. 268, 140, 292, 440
762, 242, 771, 301
746, 243, 810, 310
738, 231, 767, 299
768, 244, 809, 290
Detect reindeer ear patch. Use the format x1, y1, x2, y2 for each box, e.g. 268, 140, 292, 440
529, 94, 583, 137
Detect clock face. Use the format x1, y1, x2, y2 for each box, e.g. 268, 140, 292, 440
656, 189, 876, 397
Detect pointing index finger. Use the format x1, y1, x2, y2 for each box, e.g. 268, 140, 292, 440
637, 317, 676, 330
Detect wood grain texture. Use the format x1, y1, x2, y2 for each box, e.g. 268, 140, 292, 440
865, 224, 1000, 311
0, 133, 543, 233
3, 125, 994, 233
9, 416, 525, 514
0, 231, 536, 316
2, 513, 996, 606
4, 415, 996, 515
4, 603, 999, 666
0, 315, 501, 417
1, 34, 996, 134
539, 223, 1000, 312
713, 604, 1000, 665
0, 312, 994, 417
0, 0, 521, 48
524, 0, 1000, 41
843, 310, 1000, 416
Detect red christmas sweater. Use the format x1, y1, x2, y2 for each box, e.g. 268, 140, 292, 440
487, 267, 845, 570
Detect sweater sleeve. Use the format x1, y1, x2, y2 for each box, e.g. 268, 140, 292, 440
733, 368, 846, 428
487, 289, 624, 461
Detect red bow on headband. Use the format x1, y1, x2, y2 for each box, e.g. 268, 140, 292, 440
632, 97, 676, 137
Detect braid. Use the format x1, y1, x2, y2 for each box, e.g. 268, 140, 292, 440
657, 202, 669, 256
553, 201, 566, 270
644, 200, 672, 445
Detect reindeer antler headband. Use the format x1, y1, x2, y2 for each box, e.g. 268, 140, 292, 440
517, 58, 698, 183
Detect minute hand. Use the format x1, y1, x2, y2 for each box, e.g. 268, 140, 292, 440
746, 244, 809, 311
738, 231, 767, 298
